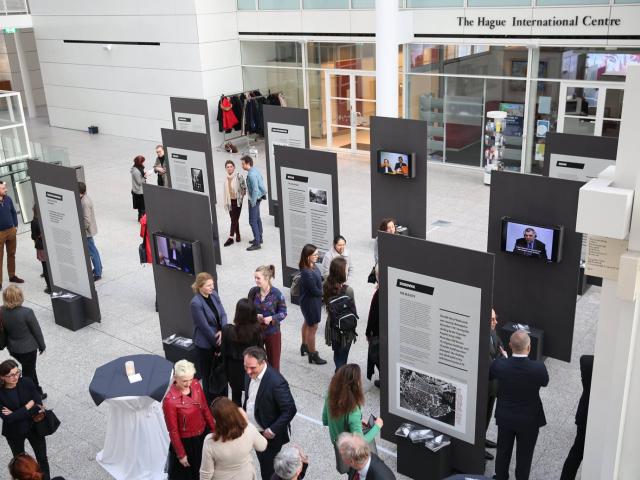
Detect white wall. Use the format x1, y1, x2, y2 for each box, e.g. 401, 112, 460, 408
30, 0, 243, 142
2, 29, 46, 106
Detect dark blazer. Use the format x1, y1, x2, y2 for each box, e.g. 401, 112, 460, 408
243, 366, 297, 444
490, 356, 549, 431
0, 377, 43, 438
299, 266, 323, 325
575, 355, 594, 426
190, 292, 227, 350
514, 238, 547, 259
488, 329, 505, 397
348, 454, 396, 480
3, 306, 46, 354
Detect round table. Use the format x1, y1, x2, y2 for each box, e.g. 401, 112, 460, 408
89, 354, 173, 480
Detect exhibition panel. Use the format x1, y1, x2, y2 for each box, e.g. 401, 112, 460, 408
143, 184, 217, 340
542, 132, 618, 180
160, 128, 221, 265
369, 116, 428, 238
487, 171, 582, 362
378, 232, 494, 475
169, 96, 210, 136
27, 159, 101, 326
274, 144, 340, 288
263, 105, 310, 217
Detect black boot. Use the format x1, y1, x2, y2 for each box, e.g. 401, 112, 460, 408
308, 351, 327, 365
300, 344, 309, 356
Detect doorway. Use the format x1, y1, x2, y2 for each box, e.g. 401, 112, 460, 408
324, 70, 376, 153
557, 82, 624, 138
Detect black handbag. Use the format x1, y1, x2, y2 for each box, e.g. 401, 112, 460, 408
32, 409, 61, 437
367, 265, 377, 284
138, 242, 147, 264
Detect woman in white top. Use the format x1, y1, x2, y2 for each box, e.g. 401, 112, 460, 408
320, 235, 353, 281
222, 160, 246, 247
200, 397, 267, 480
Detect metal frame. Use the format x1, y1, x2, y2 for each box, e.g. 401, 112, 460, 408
557, 81, 625, 136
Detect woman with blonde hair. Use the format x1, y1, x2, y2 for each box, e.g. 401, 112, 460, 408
190, 272, 227, 403
199, 397, 267, 479
248, 265, 287, 371
163, 360, 215, 480
1, 286, 46, 398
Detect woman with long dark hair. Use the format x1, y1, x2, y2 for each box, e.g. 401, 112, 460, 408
323, 257, 357, 370
322, 364, 383, 474
130, 155, 148, 221
299, 244, 326, 365
221, 298, 263, 406
30, 208, 50, 294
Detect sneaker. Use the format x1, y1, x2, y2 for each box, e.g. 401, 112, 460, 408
9, 276, 24, 283
94, 275, 102, 281
246, 244, 261, 251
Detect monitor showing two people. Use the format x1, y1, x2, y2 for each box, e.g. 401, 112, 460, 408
377, 151, 416, 179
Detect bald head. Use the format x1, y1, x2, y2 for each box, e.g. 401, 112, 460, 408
510, 330, 531, 354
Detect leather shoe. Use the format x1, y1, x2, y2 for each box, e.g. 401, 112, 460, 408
9, 276, 24, 283
223, 238, 234, 247
486, 439, 497, 448
246, 244, 261, 251
485, 451, 494, 460
374, 380, 380, 388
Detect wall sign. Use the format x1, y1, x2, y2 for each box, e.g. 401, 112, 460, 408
457, 15, 621, 30
267, 122, 306, 202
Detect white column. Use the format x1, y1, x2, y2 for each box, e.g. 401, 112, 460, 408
582, 64, 640, 480
13, 29, 36, 119
375, 0, 398, 118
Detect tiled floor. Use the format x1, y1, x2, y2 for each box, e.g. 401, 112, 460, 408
0, 113, 596, 479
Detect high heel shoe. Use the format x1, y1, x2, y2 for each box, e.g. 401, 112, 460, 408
300, 344, 308, 356
308, 351, 327, 365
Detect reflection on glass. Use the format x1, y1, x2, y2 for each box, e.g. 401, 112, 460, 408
443, 77, 484, 167
351, 0, 374, 7
604, 89, 624, 119
564, 117, 596, 136
308, 70, 327, 148
602, 120, 621, 138
331, 126, 351, 150
241, 41, 302, 67
303, 0, 348, 7
565, 87, 597, 117
307, 42, 375, 70
330, 99, 351, 126
538, 47, 640, 80
237, 0, 256, 9
355, 100, 375, 128
468, 0, 529, 5
259, 0, 300, 9
330, 74, 351, 98
242, 67, 304, 108
529, 81, 560, 175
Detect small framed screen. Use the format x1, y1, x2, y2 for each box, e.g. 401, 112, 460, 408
500, 217, 564, 263
377, 151, 416, 179
153, 232, 202, 275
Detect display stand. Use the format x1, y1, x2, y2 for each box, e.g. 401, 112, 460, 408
52, 295, 87, 331
483, 110, 506, 185
397, 437, 453, 480
162, 337, 198, 374
499, 323, 544, 361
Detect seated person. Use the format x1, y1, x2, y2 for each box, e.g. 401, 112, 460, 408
394, 156, 408, 176
379, 159, 394, 174
513, 228, 547, 260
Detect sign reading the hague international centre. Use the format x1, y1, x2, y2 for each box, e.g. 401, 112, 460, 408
387, 266, 481, 443
456, 15, 622, 29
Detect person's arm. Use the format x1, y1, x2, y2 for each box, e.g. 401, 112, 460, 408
82, 199, 91, 235
347, 256, 354, 280
266, 379, 297, 437
25, 309, 46, 353
489, 359, 499, 381
301, 269, 323, 297
345, 286, 357, 316
0, 384, 39, 424
10, 197, 17, 227
365, 291, 378, 339
215, 293, 228, 328
153, 157, 162, 173
250, 423, 268, 452
373, 237, 379, 264
198, 437, 215, 480
322, 397, 329, 426
162, 397, 187, 460
270, 290, 287, 326
540, 364, 550, 387
320, 254, 331, 278
346, 407, 380, 443
190, 299, 217, 346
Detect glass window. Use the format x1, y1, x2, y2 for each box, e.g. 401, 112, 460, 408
307, 42, 375, 70
259, 0, 299, 9
528, 81, 560, 174
351, 0, 375, 7
469, 0, 529, 5
537, 0, 606, 5
303, 0, 348, 7
615, 0, 640, 3
242, 67, 304, 108
237, 0, 256, 9
241, 41, 303, 67
538, 48, 640, 81
409, 44, 528, 77
406, 0, 463, 6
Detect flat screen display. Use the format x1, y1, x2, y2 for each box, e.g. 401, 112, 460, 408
377, 151, 416, 179
153, 232, 201, 275
500, 218, 564, 263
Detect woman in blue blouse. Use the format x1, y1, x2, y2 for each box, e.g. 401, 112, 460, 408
299, 244, 327, 365
248, 265, 287, 371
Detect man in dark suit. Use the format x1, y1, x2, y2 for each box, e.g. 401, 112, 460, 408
490, 330, 549, 480
244, 346, 297, 480
560, 354, 594, 479
513, 228, 548, 260
337, 432, 395, 480
485, 308, 507, 460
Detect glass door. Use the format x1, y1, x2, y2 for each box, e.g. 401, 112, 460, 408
325, 70, 376, 153
557, 82, 624, 138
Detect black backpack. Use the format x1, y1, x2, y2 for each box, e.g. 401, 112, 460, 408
327, 293, 358, 333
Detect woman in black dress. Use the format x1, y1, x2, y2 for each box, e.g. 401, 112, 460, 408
222, 298, 263, 406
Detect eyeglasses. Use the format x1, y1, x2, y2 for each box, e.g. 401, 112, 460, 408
311, 252, 319, 257
3, 369, 20, 379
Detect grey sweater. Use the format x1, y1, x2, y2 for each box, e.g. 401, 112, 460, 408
2, 306, 46, 354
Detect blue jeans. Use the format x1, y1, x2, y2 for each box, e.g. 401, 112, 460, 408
87, 236, 102, 277
333, 343, 352, 371
248, 200, 263, 244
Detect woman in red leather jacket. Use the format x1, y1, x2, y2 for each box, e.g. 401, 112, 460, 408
162, 360, 215, 480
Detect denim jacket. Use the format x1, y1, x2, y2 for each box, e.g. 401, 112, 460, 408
246, 166, 267, 207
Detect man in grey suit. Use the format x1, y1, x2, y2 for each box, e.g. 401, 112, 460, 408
338, 432, 395, 480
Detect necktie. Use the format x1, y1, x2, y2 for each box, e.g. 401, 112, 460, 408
354, 473, 361, 480
528, 242, 533, 256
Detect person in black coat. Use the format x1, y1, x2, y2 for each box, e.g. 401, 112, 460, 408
337, 432, 395, 480
490, 330, 549, 480
298, 244, 326, 365
485, 308, 507, 459
560, 354, 594, 479
30, 208, 51, 294
243, 347, 297, 480
0, 359, 50, 480
365, 268, 380, 387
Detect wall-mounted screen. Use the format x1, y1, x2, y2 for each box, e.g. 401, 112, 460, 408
500, 217, 564, 263
153, 232, 202, 275
377, 151, 416, 179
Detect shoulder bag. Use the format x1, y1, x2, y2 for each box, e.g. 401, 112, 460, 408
32, 409, 61, 437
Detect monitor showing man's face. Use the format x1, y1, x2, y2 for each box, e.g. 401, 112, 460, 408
523, 229, 536, 242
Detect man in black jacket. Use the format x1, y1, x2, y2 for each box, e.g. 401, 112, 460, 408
244, 346, 297, 480
490, 330, 549, 480
338, 432, 395, 480
513, 228, 547, 260
560, 354, 594, 479
485, 308, 507, 460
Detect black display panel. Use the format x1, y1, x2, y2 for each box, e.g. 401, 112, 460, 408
153, 232, 202, 275
500, 217, 564, 263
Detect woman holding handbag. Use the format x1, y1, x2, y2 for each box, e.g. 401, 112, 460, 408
0, 359, 51, 480
222, 160, 246, 247
321, 364, 383, 475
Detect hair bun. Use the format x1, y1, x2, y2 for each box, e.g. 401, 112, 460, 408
269, 265, 276, 276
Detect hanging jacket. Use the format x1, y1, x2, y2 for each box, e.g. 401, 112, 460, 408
216, 95, 225, 133
231, 95, 243, 131
221, 96, 239, 132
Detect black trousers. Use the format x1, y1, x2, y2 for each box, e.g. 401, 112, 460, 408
11, 350, 42, 394
41, 261, 51, 290
195, 346, 214, 405
486, 394, 497, 432
560, 424, 586, 480
229, 199, 242, 238
257, 438, 286, 480
226, 358, 245, 406
495, 426, 539, 480
7, 432, 50, 480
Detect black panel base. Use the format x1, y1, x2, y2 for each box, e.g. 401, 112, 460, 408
397, 437, 453, 480
52, 295, 90, 331
500, 323, 544, 362
578, 266, 589, 295
163, 338, 198, 375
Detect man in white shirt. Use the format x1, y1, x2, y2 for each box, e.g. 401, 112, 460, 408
243, 346, 297, 480
337, 432, 395, 480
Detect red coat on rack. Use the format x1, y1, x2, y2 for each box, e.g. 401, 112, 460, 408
220, 96, 239, 131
